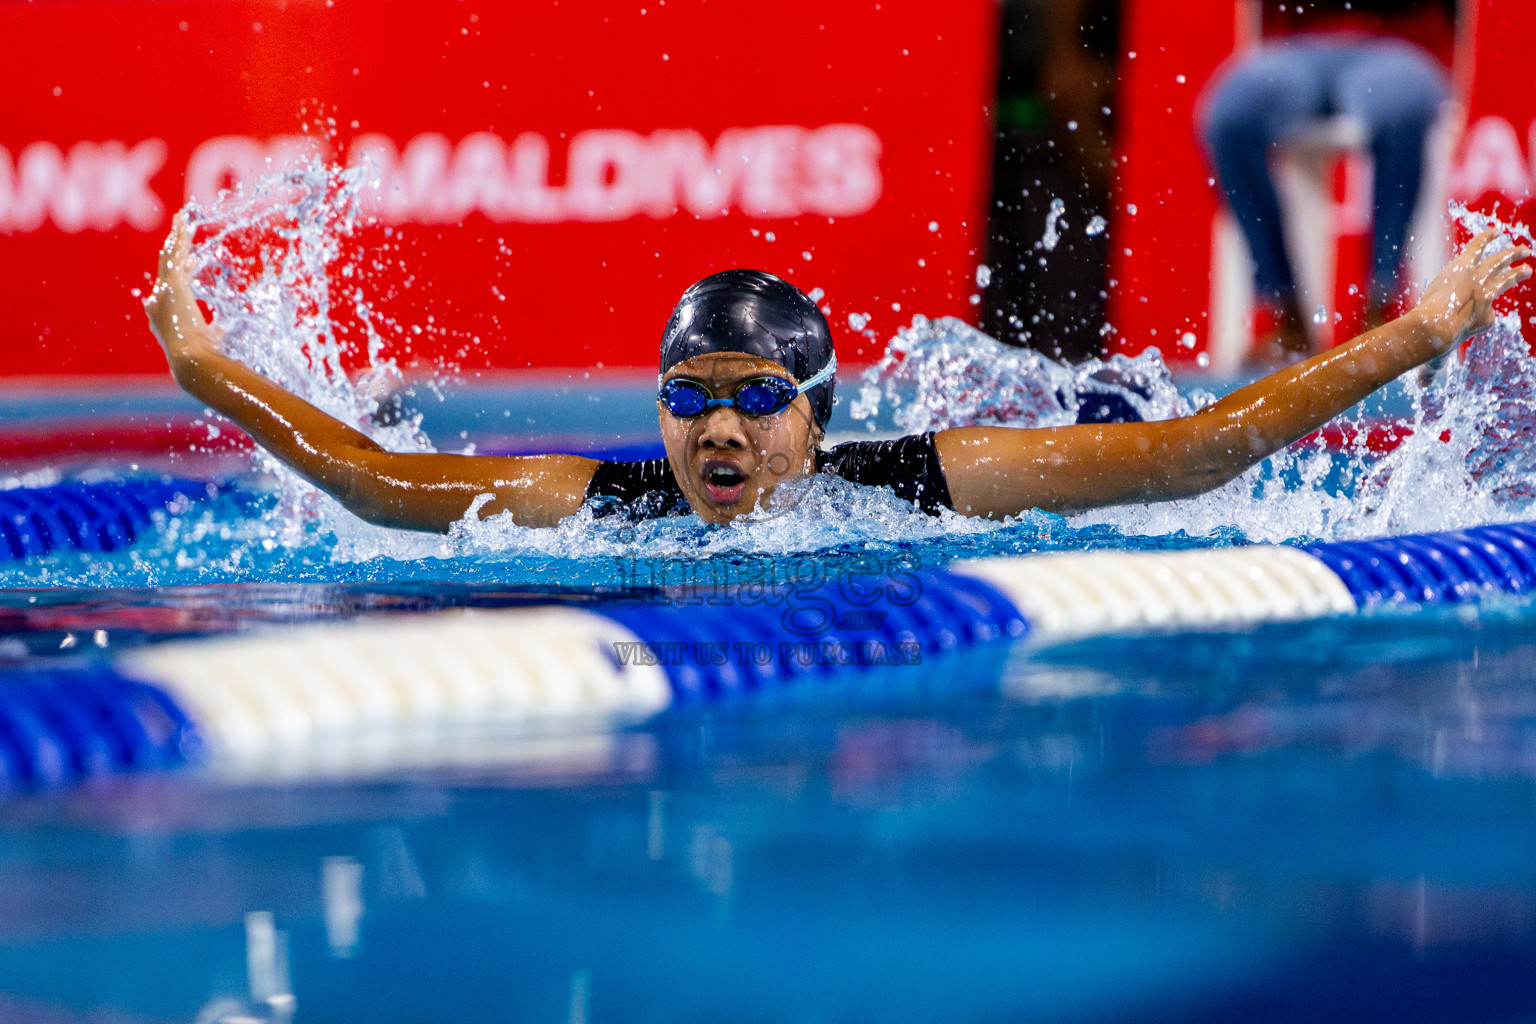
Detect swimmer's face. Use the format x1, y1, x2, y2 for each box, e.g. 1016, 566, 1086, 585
658, 352, 820, 525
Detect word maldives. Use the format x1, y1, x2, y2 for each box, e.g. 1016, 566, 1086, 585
612, 640, 923, 669
0, 124, 882, 234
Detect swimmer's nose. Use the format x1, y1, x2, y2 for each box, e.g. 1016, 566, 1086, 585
696, 407, 748, 449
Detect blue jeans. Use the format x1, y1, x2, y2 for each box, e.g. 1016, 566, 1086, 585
1198, 36, 1450, 308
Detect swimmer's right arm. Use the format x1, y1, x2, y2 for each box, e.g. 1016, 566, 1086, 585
144, 213, 598, 532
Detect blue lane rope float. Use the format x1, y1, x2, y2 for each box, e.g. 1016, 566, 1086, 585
1300, 523, 1536, 606
0, 478, 219, 561
597, 570, 1027, 704
8, 520, 1536, 788
0, 667, 197, 789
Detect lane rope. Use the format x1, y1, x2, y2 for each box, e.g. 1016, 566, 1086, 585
6, 518, 1536, 788
0, 478, 218, 561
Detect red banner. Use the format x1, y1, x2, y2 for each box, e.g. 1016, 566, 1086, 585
0, 0, 996, 380
1449, 0, 1536, 324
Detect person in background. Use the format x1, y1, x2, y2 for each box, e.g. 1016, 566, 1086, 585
1198, 0, 1457, 360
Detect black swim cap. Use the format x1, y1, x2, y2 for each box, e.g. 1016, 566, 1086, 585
659, 269, 836, 427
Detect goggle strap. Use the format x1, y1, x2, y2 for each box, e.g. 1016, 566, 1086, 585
794, 355, 838, 394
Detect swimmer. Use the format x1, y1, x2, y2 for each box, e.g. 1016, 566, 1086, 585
145, 212, 1530, 531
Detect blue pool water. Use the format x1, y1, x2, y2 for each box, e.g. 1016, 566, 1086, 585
3, 585, 1536, 1023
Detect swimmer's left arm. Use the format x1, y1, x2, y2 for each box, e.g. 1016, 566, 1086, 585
936, 230, 1532, 518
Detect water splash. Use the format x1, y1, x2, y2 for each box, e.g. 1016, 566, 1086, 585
184, 159, 439, 546
450, 471, 1002, 566
849, 314, 1206, 435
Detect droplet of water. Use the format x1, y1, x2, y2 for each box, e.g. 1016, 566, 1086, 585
975, 264, 992, 288
927, 221, 939, 233
1196, 351, 1210, 368
1085, 215, 1107, 237
1180, 331, 1197, 348
1041, 198, 1067, 252
848, 312, 869, 331
1312, 305, 1329, 325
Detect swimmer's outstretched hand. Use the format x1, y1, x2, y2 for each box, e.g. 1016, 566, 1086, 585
1410, 229, 1531, 355
144, 211, 219, 369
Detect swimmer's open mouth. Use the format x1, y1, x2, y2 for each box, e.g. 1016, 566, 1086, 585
701, 460, 749, 504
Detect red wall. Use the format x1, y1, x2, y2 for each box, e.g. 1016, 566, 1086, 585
1450, 0, 1536, 324
0, 0, 997, 379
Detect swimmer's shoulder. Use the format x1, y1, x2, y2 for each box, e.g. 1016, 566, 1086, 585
584, 455, 690, 519
818, 433, 953, 514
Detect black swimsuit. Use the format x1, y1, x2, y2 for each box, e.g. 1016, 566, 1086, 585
585, 432, 954, 518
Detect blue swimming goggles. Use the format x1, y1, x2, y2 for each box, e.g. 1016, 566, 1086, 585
658, 357, 837, 419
